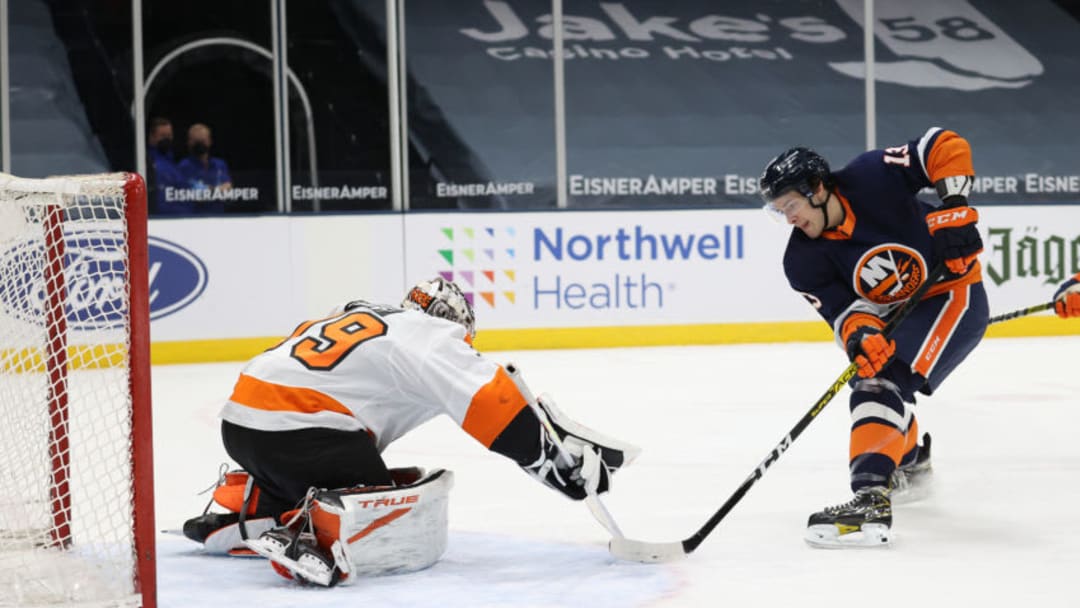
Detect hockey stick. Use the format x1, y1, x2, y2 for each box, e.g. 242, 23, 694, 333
505, 363, 626, 539
609, 264, 948, 563
988, 301, 1053, 324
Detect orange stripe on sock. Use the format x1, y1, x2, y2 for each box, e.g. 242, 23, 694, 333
461, 366, 528, 447
850, 422, 906, 465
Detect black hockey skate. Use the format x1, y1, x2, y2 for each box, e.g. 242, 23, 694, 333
805, 486, 892, 548
889, 433, 933, 504
182, 511, 276, 556
245, 526, 342, 587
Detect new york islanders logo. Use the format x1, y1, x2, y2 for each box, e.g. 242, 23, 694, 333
853, 245, 927, 305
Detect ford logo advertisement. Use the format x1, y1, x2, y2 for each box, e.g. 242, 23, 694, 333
147, 236, 208, 321
0, 232, 207, 329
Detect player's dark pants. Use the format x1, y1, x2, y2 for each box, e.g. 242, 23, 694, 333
887, 280, 989, 400
221, 420, 393, 518
846, 280, 988, 491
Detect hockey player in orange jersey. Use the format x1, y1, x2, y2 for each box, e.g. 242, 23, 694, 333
182, 277, 639, 585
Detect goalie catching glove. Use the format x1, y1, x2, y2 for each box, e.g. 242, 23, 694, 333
1055, 273, 1080, 319
842, 313, 896, 379
521, 394, 640, 501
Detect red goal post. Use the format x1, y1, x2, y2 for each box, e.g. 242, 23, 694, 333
0, 172, 155, 607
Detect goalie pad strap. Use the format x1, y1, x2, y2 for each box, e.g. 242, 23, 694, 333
579, 443, 602, 495
238, 474, 256, 540
208, 469, 264, 541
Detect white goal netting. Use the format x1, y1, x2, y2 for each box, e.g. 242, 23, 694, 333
0, 172, 153, 607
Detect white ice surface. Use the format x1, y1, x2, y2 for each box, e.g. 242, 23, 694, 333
153, 335, 1080, 607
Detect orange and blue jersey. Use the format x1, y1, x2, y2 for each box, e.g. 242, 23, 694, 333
782, 127, 989, 401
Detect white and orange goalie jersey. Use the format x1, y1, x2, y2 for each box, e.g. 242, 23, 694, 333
220, 302, 526, 454
194, 292, 638, 584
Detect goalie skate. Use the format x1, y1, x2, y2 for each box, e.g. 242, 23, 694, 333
805, 486, 891, 549
182, 511, 276, 556
889, 433, 933, 505
245, 527, 341, 587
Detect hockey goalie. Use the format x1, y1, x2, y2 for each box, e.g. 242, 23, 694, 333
182, 277, 639, 585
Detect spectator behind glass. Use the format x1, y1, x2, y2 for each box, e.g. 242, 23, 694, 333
176, 122, 233, 214
146, 117, 187, 215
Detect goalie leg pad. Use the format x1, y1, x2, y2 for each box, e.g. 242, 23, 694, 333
310, 468, 454, 579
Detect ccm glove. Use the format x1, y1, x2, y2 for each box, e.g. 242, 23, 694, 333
927, 184, 983, 275
1054, 273, 1080, 319
842, 313, 896, 379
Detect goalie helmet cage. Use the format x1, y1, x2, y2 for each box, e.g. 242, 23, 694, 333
0, 172, 155, 607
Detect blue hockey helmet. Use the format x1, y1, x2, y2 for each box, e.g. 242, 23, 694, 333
758, 147, 831, 203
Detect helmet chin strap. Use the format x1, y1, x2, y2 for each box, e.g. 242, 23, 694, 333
802, 187, 830, 230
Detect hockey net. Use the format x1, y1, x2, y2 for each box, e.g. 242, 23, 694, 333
0, 172, 154, 607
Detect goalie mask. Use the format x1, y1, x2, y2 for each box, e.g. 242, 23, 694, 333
402, 277, 476, 340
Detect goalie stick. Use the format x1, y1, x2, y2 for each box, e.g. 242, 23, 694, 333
609, 264, 948, 563
505, 364, 626, 539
